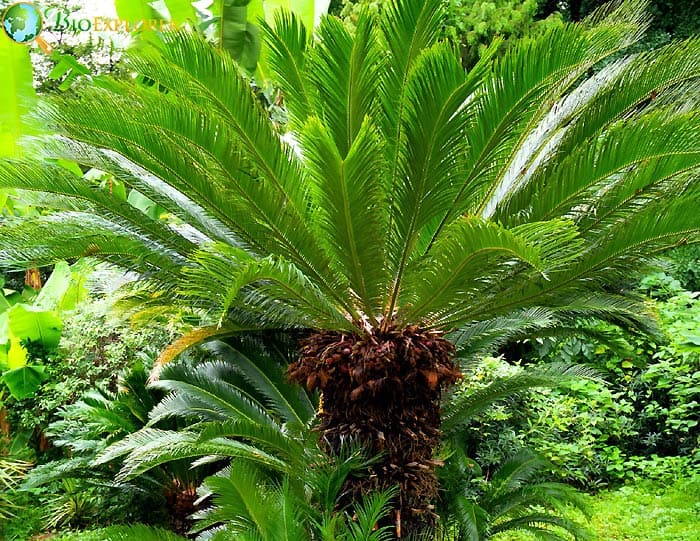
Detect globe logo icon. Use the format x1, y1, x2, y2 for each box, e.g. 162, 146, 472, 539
2, 2, 43, 44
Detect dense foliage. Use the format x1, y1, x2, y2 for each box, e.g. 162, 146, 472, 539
456, 274, 699, 489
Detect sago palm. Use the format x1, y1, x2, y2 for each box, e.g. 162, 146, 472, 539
1, 0, 700, 536
101, 338, 392, 540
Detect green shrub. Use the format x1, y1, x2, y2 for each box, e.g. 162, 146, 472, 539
5, 298, 174, 443
457, 351, 698, 489
465, 273, 700, 488
668, 245, 700, 292
52, 524, 187, 541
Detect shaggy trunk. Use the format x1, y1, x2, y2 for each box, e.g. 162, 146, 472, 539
288, 326, 460, 538
164, 481, 198, 535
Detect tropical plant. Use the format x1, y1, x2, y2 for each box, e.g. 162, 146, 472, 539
437, 360, 595, 540
100, 336, 398, 540
98, 337, 315, 484
1, 0, 700, 536
440, 449, 590, 541
0, 22, 36, 157
191, 448, 399, 541
0, 260, 90, 400
21, 361, 209, 532
55, 523, 189, 541
0, 456, 32, 520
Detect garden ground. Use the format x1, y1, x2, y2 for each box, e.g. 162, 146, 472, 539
499, 476, 700, 541
24, 477, 697, 541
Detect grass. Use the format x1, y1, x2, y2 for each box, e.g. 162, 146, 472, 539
50, 524, 186, 541
496, 476, 700, 541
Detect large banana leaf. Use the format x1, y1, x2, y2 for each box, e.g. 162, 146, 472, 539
0, 261, 86, 380
1, 365, 48, 400
115, 0, 198, 22
214, 0, 329, 76
113, 0, 327, 76
0, 33, 35, 157
114, 0, 159, 20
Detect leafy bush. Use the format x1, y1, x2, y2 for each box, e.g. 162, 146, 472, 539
460, 271, 700, 488
5, 298, 174, 444
19, 360, 212, 534
445, 0, 564, 66
51, 524, 188, 541
340, 0, 563, 67
668, 245, 700, 292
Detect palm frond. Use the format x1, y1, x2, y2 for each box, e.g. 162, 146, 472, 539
305, 11, 384, 156
260, 10, 311, 129
301, 116, 389, 319
400, 218, 549, 324
442, 363, 598, 434
0, 160, 194, 255
150, 325, 241, 381
180, 243, 352, 329
0, 212, 183, 273
203, 340, 314, 427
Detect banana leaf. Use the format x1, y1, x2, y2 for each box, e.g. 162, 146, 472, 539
0, 32, 36, 157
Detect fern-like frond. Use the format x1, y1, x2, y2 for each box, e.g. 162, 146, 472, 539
442, 363, 598, 433
301, 116, 389, 319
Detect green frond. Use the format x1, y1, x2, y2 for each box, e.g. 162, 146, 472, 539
513, 112, 700, 224
151, 325, 241, 380
191, 463, 268, 535
195, 419, 303, 459
400, 218, 548, 325
105, 429, 288, 481
203, 340, 314, 427
260, 10, 310, 128
0, 212, 182, 273
415, 219, 584, 329
441, 10, 651, 227
148, 370, 276, 427
181, 244, 352, 329
490, 514, 591, 541
346, 487, 398, 541
301, 116, 389, 318
305, 11, 384, 155
379, 0, 447, 137
385, 39, 474, 316
450, 497, 485, 541
448, 308, 557, 362
485, 450, 550, 499
442, 363, 598, 433
0, 160, 194, 256
21, 456, 98, 490
547, 293, 660, 337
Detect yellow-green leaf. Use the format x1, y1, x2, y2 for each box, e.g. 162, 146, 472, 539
0, 32, 36, 157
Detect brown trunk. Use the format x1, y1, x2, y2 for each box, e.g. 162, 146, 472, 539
164, 481, 199, 535
0, 407, 10, 438
288, 326, 460, 539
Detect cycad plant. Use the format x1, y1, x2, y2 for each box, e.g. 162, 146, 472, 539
22, 363, 210, 532
440, 449, 590, 541
1, 0, 699, 536
101, 337, 394, 540
96, 337, 315, 483
438, 363, 597, 540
